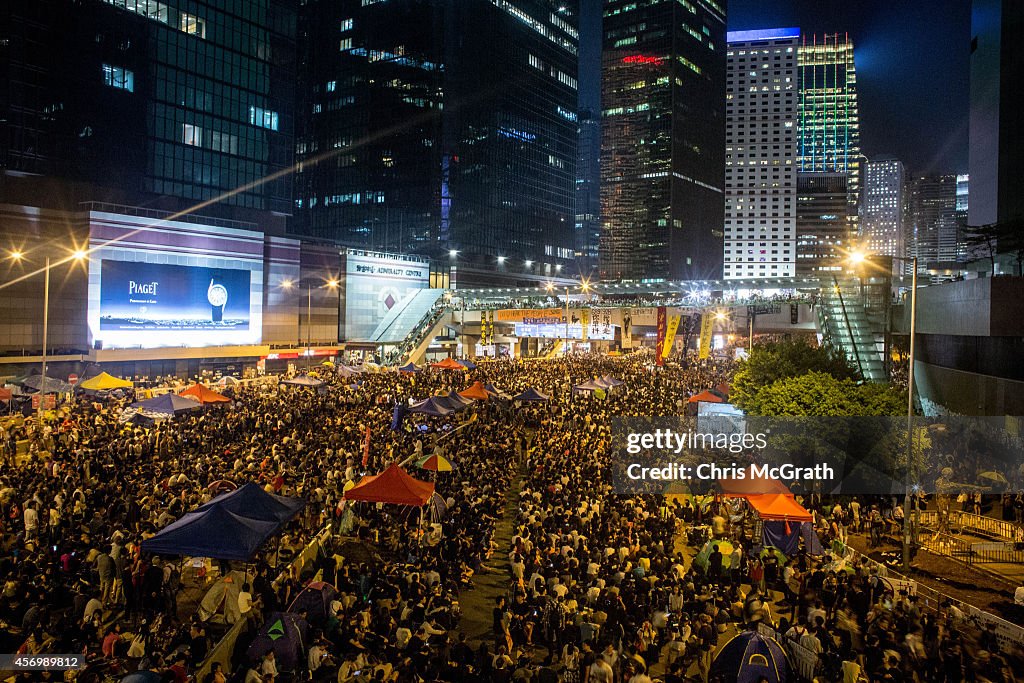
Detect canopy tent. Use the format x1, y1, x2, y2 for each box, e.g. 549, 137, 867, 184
484, 383, 511, 400
336, 364, 363, 378
398, 362, 421, 373
429, 357, 466, 370
514, 387, 550, 402
442, 390, 474, 409
246, 612, 308, 673
180, 384, 231, 404
280, 375, 324, 387
141, 505, 280, 560
287, 581, 338, 625
687, 390, 724, 404
408, 396, 454, 417
713, 382, 732, 398
78, 372, 133, 391
601, 375, 625, 387
194, 482, 306, 523
710, 631, 790, 683
343, 463, 435, 506
719, 468, 793, 497
693, 539, 736, 573
19, 374, 73, 394
573, 380, 605, 394
457, 359, 477, 370
746, 494, 812, 522
458, 381, 491, 401
130, 393, 202, 416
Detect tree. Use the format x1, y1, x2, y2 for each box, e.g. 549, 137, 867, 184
739, 371, 903, 418
962, 223, 1000, 275
731, 340, 860, 410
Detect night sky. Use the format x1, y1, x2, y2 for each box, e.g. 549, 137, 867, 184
578, 0, 972, 175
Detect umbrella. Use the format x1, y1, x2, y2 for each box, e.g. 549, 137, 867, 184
979, 471, 1008, 485
208, 479, 237, 494
321, 360, 335, 367
417, 454, 454, 472
216, 376, 241, 386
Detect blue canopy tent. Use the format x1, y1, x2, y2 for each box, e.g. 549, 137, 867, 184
514, 387, 550, 402
130, 393, 202, 416
246, 612, 309, 673
141, 505, 280, 560
710, 631, 790, 683
572, 380, 605, 394
457, 359, 478, 370
484, 383, 511, 400
408, 396, 454, 416
194, 482, 305, 523
279, 375, 324, 387
398, 362, 421, 373
440, 391, 474, 411
601, 375, 625, 387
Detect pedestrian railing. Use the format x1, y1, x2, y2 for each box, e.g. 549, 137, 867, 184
920, 527, 1024, 565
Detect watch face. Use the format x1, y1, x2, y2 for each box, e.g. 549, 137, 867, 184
208, 284, 228, 307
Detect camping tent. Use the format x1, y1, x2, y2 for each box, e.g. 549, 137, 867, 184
688, 390, 724, 404
180, 384, 231, 404
141, 505, 280, 560
514, 387, 550, 402
693, 539, 736, 573
280, 375, 324, 387
197, 569, 247, 623
194, 482, 306, 523
430, 357, 466, 370
78, 372, 133, 391
458, 381, 490, 401
408, 396, 454, 417
246, 612, 308, 673
130, 393, 202, 416
710, 631, 790, 683
343, 463, 435, 506
398, 362, 421, 373
457, 359, 477, 370
288, 581, 338, 625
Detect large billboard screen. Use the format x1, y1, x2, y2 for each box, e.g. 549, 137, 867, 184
344, 251, 429, 341
99, 261, 251, 331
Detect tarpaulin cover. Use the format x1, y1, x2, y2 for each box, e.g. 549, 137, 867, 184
246, 612, 308, 673
762, 522, 801, 556
141, 505, 280, 560
458, 381, 490, 400
514, 387, 550, 402
279, 375, 324, 387
429, 357, 466, 370
78, 372, 133, 391
130, 393, 202, 415
179, 384, 231, 404
20, 374, 73, 394
343, 463, 435, 506
745, 494, 812, 522
687, 390, 724, 404
408, 396, 454, 416
710, 631, 789, 683
194, 482, 305, 523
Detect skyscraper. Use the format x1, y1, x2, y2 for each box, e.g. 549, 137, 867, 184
908, 174, 957, 269
575, 108, 601, 274
1, 0, 296, 223
292, 0, 579, 277
600, 0, 727, 282
724, 28, 798, 281
798, 33, 861, 230
861, 156, 906, 259
795, 173, 848, 276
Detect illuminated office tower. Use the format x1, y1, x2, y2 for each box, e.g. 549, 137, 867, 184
861, 156, 906, 259
908, 174, 957, 269
798, 33, 861, 232
724, 28, 798, 280
600, 0, 727, 281
795, 172, 848, 276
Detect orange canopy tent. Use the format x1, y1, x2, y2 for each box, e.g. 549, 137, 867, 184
180, 384, 232, 404
430, 357, 466, 370
719, 467, 793, 497
343, 463, 435, 506
687, 390, 724, 404
744, 493, 812, 521
458, 381, 490, 401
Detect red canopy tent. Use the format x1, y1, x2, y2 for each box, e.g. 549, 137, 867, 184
745, 494, 812, 521
687, 390, 724, 404
343, 463, 435, 506
458, 381, 490, 401
430, 358, 466, 370
180, 384, 232, 404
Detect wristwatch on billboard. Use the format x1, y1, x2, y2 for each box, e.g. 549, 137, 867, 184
208, 278, 228, 322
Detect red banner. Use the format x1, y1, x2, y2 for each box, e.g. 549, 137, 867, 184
361, 426, 371, 467
655, 306, 667, 366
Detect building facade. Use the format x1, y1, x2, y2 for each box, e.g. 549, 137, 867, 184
292, 0, 579, 278
860, 156, 906, 260
795, 172, 848, 276
908, 174, 957, 269
575, 108, 601, 274
724, 28, 798, 280
600, 0, 727, 281
798, 33, 861, 236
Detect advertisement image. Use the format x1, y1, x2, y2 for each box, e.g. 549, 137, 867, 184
99, 261, 252, 331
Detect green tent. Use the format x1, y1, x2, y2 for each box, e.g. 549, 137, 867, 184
693, 539, 735, 573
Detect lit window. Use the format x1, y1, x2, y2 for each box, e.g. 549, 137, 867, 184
180, 12, 206, 38
182, 123, 202, 146
102, 64, 134, 92
339, 37, 352, 51
340, 18, 353, 31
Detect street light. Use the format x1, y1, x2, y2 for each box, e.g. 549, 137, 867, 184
849, 250, 919, 572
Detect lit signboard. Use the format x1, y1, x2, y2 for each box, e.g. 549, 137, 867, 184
343, 250, 430, 341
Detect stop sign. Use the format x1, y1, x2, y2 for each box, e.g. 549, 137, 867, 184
68, 373, 78, 385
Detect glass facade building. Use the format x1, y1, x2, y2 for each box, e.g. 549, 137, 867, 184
292, 0, 578, 274
599, 0, 727, 282
1, 0, 296, 222
795, 172, 848, 276
861, 156, 906, 260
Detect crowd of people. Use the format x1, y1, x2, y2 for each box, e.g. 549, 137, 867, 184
0, 351, 1020, 683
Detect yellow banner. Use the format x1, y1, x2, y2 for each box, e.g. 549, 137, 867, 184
580, 308, 590, 341
699, 312, 714, 359
496, 308, 562, 322
661, 314, 681, 360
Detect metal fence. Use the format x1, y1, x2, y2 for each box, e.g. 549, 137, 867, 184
920, 528, 1024, 565
917, 509, 1024, 542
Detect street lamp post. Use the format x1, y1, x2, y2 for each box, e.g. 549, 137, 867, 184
564, 287, 569, 357
40, 256, 50, 423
